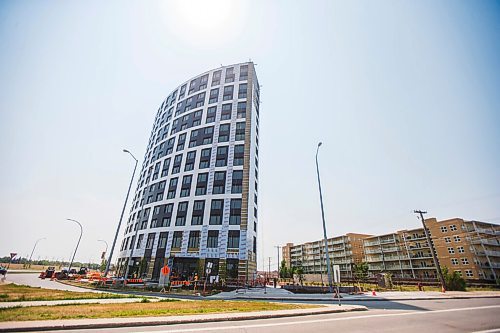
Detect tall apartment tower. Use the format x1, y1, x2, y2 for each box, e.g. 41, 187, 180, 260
116, 62, 260, 284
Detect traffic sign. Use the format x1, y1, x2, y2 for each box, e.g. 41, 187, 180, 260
10, 253, 17, 259
161, 265, 170, 276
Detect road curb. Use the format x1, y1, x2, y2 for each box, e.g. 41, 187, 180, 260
0, 305, 367, 332
230, 295, 500, 302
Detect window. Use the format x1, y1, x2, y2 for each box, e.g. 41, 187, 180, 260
136, 234, 144, 249
221, 103, 232, 120
237, 102, 246, 119
207, 230, 219, 248
212, 70, 221, 86
461, 258, 469, 265
239, 65, 248, 80
209, 199, 223, 225
235, 122, 245, 140
195, 172, 208, 195
457, 246, 465, 253
161, 217, 171, 227
444, 237, 451, 243
216, 146, 228, 167
171, 231, 183, 248
180, 175, 192, 197
206, 106, 216, 123
451, 258, 459, 265
225, 67, 234, 83
453, 235, 461, 242
188, 231, 200, 248
465, 270, 473, 277
199, 148, 212, 169
212, 171, 226, 194
455, 270, 463, 277
146, 233, 155, 249
228, 230, 240, 248
229, 199, 241, 225
450, 224, 457, 231
175, 201, 188, 226
441, 226, 448, 233
223, 86, 233, 101
231, 170, 243, 193
191, 200, 205, 225
209, 88, 219, 104
238, 83, 247, 99
157, 232, 168, 249
448, 247, 455, 254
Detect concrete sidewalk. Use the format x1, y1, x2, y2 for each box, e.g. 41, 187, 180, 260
0, 297, 153, 309
0, 304, 366, 332
209, 287, 500, 302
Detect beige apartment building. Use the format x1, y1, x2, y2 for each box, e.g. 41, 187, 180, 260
284, 218, 499, 283
282, 233, 371, 278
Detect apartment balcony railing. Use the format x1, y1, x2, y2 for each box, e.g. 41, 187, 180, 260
475, 228, 500, 236
364, 240, 380, 247
471, 238, 500, 246
365, 248, 381, 254
484, 250, 500, 257
381, 246, 400, 252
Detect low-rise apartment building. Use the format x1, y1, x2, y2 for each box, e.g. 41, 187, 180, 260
283, 218, 499, 283
282, 233, 371, 278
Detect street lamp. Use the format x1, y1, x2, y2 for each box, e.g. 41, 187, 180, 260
66, 218, 83, 274
104, 149, 138, 277
28, 237, 46, 267
315, 142, 334, 293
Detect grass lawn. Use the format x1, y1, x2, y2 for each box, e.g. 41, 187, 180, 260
0, 284, 134, 302
0, 300, 318, 321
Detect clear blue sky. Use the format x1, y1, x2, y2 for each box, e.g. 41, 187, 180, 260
1, 0, 499, 270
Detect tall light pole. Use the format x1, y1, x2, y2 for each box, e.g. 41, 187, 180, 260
28, 237, 46, 267
275, 246, 281, 278
66, 218, 83, 273
316, 142, 334, 293
104, 149, 138, 277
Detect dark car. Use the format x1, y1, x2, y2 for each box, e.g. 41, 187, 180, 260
0, 266, 7, 276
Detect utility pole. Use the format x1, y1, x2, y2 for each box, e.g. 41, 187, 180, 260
414, 210, 446, 292
275, 246, 281, 278
268, 257, 271, 281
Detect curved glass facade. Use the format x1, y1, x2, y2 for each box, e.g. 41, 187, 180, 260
117, 62, 260, 284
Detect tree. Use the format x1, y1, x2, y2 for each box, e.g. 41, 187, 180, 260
294, 265, 305, 286
279, 259, 289, 278
442, 266, 466, 291
353, 262, 369, 291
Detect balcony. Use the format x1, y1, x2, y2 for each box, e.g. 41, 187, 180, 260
485, 250, 500, 257
472, 238, 500, 246
475, 228, 500, 236
364, 240, 380, 247
381, 246, 400, 252
365, 248, 381, 254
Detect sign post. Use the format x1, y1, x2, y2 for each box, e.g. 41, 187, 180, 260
203, 262, 213, 295
159, 265, 171, 292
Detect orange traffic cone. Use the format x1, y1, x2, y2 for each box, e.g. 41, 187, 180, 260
372, 289, 376, 296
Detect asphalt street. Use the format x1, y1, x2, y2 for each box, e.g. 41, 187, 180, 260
36, 298, 499, 333
6, 273, 500, 332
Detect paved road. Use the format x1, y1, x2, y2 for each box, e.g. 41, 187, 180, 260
4, 273, 102, 293
40, 298, 500, 333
